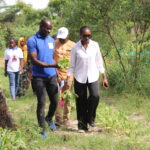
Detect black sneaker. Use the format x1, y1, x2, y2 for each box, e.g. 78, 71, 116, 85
78, 122, 88, 131
89, 122, 96, 127
88, 122, 99, 132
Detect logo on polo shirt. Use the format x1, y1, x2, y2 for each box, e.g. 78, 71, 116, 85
12, 55, 17, 62
48, 43, 54, 49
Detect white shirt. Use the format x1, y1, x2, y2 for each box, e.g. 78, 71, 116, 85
67, 40, 105, 83
4, 47, 23, 72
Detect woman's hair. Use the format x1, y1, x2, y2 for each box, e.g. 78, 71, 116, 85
80, 26, 91, 35
8, 38, 17, 45
18, 37, 27, 48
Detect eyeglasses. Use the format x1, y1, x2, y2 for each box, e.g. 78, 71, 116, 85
82, 34, 92, 38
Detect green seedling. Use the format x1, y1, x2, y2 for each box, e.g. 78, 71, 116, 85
58, 56, 70, 70
59, 90, 78, 102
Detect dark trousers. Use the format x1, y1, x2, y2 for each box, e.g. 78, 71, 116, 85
33, 75, 58, 131
74, 79, 100, 128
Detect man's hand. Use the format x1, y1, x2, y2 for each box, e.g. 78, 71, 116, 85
50, 63, 60, 68
102, 78, 109, 89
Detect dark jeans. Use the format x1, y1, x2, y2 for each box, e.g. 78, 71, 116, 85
33, 75, 58, 131
74, 79, 100, 129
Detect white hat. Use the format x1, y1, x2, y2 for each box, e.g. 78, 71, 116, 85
57, 27, 69, 39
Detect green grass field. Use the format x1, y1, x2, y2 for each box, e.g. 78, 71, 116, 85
0, 67, 150, 150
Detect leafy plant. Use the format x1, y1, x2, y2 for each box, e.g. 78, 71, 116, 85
59, 89, 78, 102
58, 56, 70, 70
0, 128, 27, 150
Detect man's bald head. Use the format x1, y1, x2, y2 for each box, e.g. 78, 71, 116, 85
40, 18, 52, 28
39, 18, 52, 37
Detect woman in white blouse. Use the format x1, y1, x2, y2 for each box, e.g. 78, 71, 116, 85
4, 38, 23, 101
66, 26, 109, 131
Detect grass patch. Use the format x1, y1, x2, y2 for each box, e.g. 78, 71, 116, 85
0, 67, 150, 149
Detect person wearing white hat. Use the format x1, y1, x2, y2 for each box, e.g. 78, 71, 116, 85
54, 27, 75, 127
57, 27, 69, 39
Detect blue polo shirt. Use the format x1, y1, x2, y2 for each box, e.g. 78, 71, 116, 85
27, 32, 56, 77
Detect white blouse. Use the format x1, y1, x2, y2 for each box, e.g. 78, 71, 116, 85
4, 47, 23, 72
67, 40, 105, 83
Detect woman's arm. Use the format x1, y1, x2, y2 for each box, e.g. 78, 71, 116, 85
4, 60, 8, 76
95, 42, 109, 88
67, 46, 76, 76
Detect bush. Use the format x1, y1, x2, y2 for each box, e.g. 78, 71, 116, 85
106, 59, 150, 96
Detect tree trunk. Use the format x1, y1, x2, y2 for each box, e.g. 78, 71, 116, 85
0, 88, 17, 129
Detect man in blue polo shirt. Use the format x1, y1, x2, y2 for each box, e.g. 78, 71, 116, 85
27, 18, 58, 138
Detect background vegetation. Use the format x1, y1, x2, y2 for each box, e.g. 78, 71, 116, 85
0, 0, 150, 95
0, 0, 150, 149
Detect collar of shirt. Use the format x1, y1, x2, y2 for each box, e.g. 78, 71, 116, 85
36, 32, 48, 39
78, 40, 93, 53
78, 40, 92, 51
9, 46, 18, 50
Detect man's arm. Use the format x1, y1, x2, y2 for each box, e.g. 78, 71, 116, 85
29, 51, 58, 68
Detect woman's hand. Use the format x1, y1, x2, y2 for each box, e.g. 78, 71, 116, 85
4, 71, 7, 77
102, 78, 109, 89
19, 68, 23, 74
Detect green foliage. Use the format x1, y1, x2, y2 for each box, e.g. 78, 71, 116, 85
97, 103, 138, 133
58, 56, 70, 70
59, 89, 78, 102
0, 126, 42, 150
0, 128, 27, 150
0, 0, 149, 93
106, 58, 150, 96
0, 25, 6, 55
0, 67, 150, 149
107, 61, 126, 93
0, 68, 9, 97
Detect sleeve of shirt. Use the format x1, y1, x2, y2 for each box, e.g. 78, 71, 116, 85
95, 42, 105, 73
27, 37, 37, 53
4, 49, 8, 60
67, 46, 76, 76
18, 48, 24, 59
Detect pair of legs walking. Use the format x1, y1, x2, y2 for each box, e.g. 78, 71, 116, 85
7, 71, 20, 100
55, 80, 72, 126
33, 75, 58, 132
55, 98, 71, 125
74, 79, 100, 130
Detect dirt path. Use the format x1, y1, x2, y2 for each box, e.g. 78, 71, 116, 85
0, 58, 4, 68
